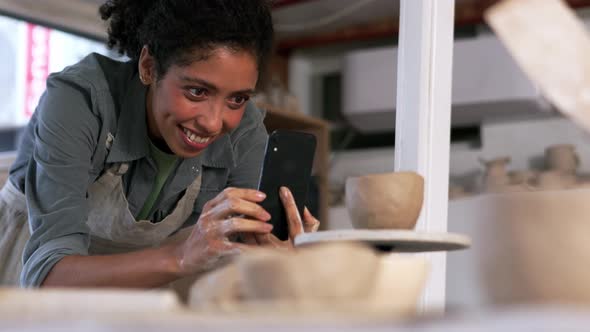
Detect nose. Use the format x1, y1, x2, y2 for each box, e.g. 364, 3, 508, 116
195, 100, 224, 134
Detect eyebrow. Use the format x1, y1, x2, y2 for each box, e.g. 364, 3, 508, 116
180, 75, 256, 95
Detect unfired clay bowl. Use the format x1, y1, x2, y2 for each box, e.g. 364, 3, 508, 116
475, 188, 590, 305
188, 242, 429, 317
237, 243, 380, 301
345, 172, 424, 230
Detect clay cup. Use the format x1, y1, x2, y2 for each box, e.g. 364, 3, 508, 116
545, 144, 579, 174
345, 172, 424, 230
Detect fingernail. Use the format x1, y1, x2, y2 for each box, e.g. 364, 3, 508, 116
262, 212, 271, 220
264, 223, 273, 230
280, 186, 289, 198
256, 192, 266, 199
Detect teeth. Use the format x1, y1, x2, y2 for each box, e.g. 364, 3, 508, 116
183, 128, 210, 144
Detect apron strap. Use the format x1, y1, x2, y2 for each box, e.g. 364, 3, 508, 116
104, 132, 129, 176
105, 163, 129, 176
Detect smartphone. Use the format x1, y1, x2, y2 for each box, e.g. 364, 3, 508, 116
257, 130, 317, 241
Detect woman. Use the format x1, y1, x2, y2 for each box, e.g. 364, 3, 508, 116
0, 0, 319, 287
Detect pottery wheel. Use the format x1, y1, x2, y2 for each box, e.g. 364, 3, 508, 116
294, 230, 471, 252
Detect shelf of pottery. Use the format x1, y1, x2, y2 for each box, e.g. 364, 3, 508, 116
449, 144, 586, 199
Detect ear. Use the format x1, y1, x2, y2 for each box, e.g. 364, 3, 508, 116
138, 45, 155, 85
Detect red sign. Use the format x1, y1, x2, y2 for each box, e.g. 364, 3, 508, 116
24, 23, 51, 119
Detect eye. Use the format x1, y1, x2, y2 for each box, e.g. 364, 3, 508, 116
228, 95, 250, 109
187, 87, 208, 98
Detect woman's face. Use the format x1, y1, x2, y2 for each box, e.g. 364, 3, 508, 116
140, 46, 258, 158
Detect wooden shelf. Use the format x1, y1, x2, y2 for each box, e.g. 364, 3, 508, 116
259, 104, 331, 229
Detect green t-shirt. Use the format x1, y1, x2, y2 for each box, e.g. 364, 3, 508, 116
136, 140, 179, 220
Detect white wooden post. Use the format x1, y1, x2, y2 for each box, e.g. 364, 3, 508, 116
395, 0, 455, 312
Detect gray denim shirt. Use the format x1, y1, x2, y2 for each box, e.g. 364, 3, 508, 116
9, 53, 268, 286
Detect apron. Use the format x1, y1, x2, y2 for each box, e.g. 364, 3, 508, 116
0, 137, 202, 287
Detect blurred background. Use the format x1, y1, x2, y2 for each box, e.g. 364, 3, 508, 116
2, 0, 590, 313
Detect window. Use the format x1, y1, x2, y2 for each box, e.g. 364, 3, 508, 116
0, 14, 122, 151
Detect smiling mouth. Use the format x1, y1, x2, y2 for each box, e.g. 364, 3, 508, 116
181, 127, 212, 144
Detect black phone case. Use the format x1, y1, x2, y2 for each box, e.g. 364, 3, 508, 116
257, 130, 316, 241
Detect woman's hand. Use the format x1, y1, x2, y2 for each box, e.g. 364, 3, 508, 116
243, 186, 320, 249
173, 188, 273, 276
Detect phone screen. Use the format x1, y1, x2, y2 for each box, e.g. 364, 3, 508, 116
257, 130, 316, 240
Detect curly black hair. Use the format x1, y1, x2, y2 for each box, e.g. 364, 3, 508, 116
99, 0, 274, 80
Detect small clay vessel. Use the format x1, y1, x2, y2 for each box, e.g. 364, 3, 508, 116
449, 185, 469, 199
545, 144, 579, 174
509, 170, 538, 186
480, 157, 511, 192
536, 170, 576, 190
345, 172, 424, 230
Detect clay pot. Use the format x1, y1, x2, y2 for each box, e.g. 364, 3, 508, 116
345, 172, 424, 230
475, 189, 590, 305
188, 242, 430, 317
536, 170, 576, 190
493, 184, 531, 193
480, 157, 511, 192
369, 254, 429, 314
509, 170, 537, 186
238, 243, 380, 301
449, 185, 469, 199
545, 144, 579, 174
187, 263, 241, 306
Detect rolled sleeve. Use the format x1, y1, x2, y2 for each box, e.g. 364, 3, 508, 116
20, 235, 88, 287
19, 73, 102, 286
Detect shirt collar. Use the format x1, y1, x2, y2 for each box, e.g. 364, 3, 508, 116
106, 72, 151, 163
200, 134, 235, 168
